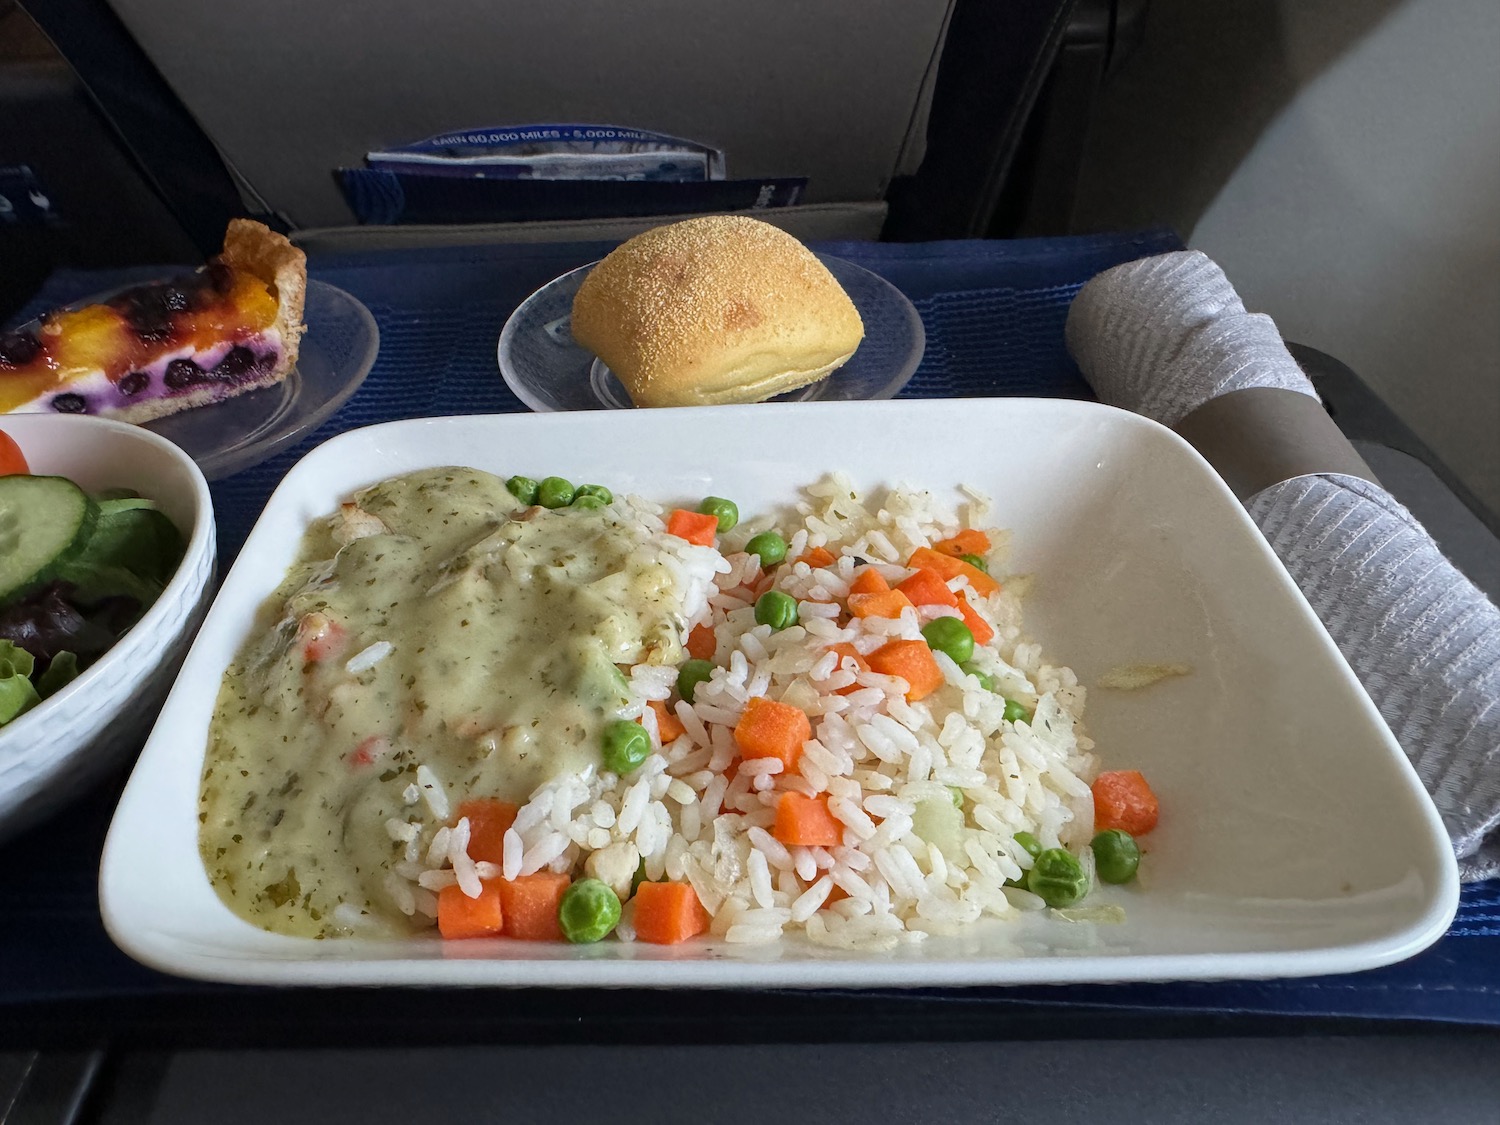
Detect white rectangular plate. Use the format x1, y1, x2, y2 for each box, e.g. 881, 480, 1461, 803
100, 400, 1459, 987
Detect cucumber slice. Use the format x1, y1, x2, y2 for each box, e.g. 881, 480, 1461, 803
95, 496, 159, 516
0, 476, 95, 602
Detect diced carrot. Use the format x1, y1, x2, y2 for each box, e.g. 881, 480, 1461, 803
667, 508, 720, 546
633, 882, 711, 944
907, 546, 1000, 597
827, 642, 869, 696
774, 793, 842, 847
455, 798, 519, 865
347, 735, 391, 770
297, 613, 346, 663
848, 567, 889, 595
847, 589, 915, 619
957, 558, 1000, 598
437, 879, 504, 940
933, 529, 991, 557
796, 546, 836, 568
499, 872, 571, 941
866, 639, 944, 701
646, 699, 685, 744
955, 590, 994, 646
907, 547, 962, 578
687, 623, 717, 660
896, 567, 959, 608
733, 696, 811, 770
1092, 770, 1159, 836
828, 641, 865, 667
0, 432, 28, 476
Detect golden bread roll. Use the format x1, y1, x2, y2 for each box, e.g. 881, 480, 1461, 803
569, 216, 865, 407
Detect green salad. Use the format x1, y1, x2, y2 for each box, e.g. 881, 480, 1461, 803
0, 473, 185, 726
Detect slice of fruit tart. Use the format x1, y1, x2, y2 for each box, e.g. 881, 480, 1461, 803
0, 219, 307, 423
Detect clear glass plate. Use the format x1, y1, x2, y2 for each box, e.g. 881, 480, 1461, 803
144, 280, 380, 480
498, 255, 925, 411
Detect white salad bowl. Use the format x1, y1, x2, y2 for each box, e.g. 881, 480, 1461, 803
0, 414, 215, 842
100, 400, 1458, 988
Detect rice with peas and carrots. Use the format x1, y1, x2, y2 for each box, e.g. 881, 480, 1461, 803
403, 473, 1117, 951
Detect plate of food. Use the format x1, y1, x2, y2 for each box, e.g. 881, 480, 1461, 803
99, 400, 1458, 987
0, 221, 379, 480
498, 216, 924, 411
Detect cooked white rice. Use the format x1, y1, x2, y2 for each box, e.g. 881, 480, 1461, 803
397, 473, 1097, 950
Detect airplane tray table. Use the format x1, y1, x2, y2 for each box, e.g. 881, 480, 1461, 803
4, 229, 1498, 1045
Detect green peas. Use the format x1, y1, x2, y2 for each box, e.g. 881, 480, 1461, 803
754, 590, 799, 631
744, 531, 788, 567
921, 616, 974, 664
1003, 833, 1043, 887
570, 484, 611, 511
537, 476, 576, 509
949, 786, 965, 809
601, 718, 651, 775
1026, 847, 1089, 908
959, 661, 995, 691
506, 475, 540, 505
558, 878, 622, 943
1002, 699, 1030, 724
698, 496, 739, 533
958, 552, 989, 573
1092, 829, 1141, 884
676, 658, 715, 703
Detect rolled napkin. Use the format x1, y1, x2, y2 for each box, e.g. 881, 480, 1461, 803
1066, 250, 1321, 426
1252, 474, 1500, 880
1066, 251, 1500, 881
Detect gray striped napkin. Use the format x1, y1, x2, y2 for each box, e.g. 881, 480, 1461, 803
1066, 251, 1500, 881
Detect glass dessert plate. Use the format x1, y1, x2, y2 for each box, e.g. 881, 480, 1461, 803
144, 280, 379, 480
498, 255, 925, 411
5, 280, 379, 481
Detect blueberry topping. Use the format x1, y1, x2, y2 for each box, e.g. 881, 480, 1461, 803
52, 393, 87, 414
116, 287, 182, 342
0, 331, 41, 367
212, 346, 257, 381
163, 358, 204, 389
118, 370, 150, 397
133, 316, 175, 343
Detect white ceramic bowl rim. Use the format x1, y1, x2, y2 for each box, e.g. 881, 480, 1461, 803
0, 416, 215, 747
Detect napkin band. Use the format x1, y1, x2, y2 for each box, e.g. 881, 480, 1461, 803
1173, 387, 1379, 500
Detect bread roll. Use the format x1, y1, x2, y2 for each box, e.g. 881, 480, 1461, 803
569, 216, 865, 407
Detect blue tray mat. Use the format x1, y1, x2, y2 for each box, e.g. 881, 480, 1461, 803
5, 230, 1496, 1024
